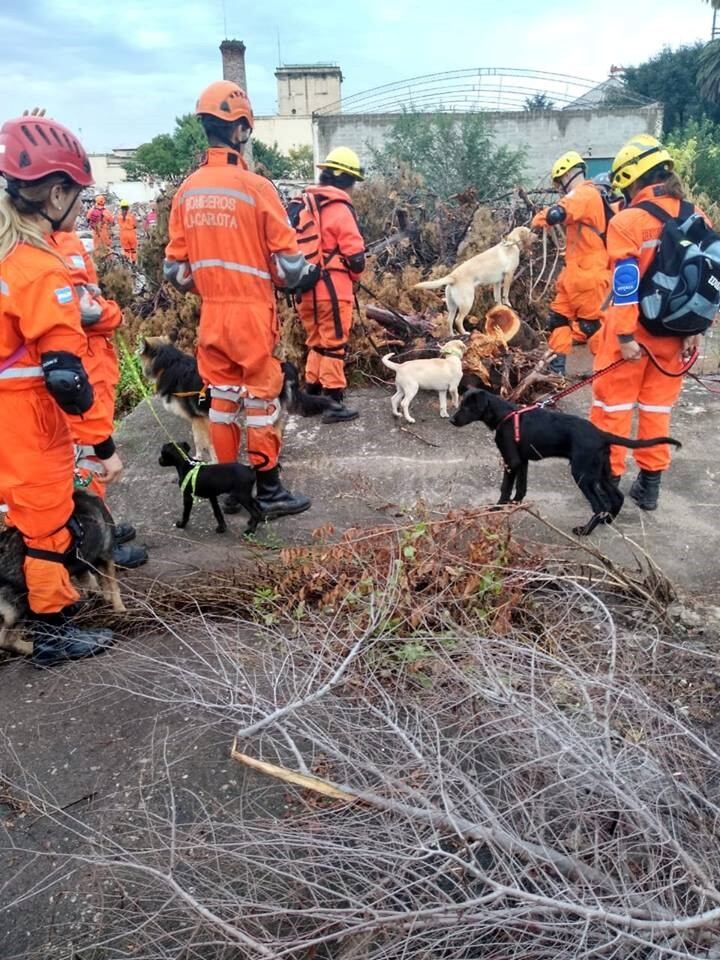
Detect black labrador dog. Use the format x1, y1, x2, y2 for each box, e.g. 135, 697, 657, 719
449, 388, 681, 536
159, 441, 263, 535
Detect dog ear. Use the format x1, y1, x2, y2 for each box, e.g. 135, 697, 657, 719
167, 327, 179, 344
180, 441, 190, 453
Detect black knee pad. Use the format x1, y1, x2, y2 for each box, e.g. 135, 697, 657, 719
546, 312, 570, 333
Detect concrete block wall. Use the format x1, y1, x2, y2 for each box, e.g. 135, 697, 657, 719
314, 105, 663, 183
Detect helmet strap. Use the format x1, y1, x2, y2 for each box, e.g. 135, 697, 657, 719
6, 181, 82, 232
559, 167, 584, 194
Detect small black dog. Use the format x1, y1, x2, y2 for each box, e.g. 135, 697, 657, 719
450, 388, 681, 536
158, 441, 263, 535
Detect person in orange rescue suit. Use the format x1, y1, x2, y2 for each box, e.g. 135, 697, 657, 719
164, 80, 318, 520
532, 151, 612, 376
118, 199, 138, 262
589, 134, 708, 511
294, 146, 366, 423
49, 229, 148, 568
87, 194, 113, 254
0, 114, 122, 666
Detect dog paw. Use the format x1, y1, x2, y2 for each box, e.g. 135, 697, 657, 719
404, 417, 416, 424
175, 520, 187, 529
440, 412, 449, 418
216, 525, 227, 534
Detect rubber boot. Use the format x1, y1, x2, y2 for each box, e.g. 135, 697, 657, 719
112, 522, 137, 545
548, 354, 567, 376
629, 469, 662, 511
321, 388, 359, 424
255, 466, 311, 520
31, 610, 114, 669
113, 543, 149, 568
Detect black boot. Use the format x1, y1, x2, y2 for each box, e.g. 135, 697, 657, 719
113, 543, 149, 568
548, 354, 567, 376
304, 381, 322, 396
629, 469, 662, 511
112, 522, 137, 545
610, 475, 622, 488
31, 610, 114, 669
255, 466, 311, 520
321, 388, 359, 424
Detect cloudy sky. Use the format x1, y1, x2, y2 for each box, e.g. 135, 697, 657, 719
0, 0, 715, 152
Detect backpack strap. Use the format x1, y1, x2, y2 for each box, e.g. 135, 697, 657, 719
636, 200, 672, 224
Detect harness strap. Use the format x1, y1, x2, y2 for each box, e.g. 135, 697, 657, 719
180, 464, 202, 502
311, 344, 347, 359
0, 344, 30, 376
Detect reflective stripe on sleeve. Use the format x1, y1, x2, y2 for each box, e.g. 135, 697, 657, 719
0, 366, 43, 380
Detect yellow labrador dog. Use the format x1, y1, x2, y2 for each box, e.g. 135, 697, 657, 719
382, 340, 466, 424
414, 226, 535, 336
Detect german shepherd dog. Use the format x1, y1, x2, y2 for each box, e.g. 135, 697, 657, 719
139, 337, 338, 462
0, 491, 125, 656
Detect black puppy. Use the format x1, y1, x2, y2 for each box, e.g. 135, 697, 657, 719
450, 388, 681, 536
158, 441, 263, 535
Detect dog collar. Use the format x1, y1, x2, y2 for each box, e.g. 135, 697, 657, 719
441, 347, 464, 359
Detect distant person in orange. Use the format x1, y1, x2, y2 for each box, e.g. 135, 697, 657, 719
87, 194, 113, 254
118, 199, 138, 263
291, 146, 366, 423
532, 152, 612, 375
590, 134, 712, 511
165, 81, 318, 520
0, 115, 120, 666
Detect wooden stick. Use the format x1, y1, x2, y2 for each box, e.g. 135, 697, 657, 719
231, 740, 359, 804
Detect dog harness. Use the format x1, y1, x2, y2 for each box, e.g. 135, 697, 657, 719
180, 463, 203, 503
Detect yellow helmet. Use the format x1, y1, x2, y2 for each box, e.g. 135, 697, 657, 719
317, 146, 365, 181
551, 151, 586, 181
120, 199, 130, 207
611, 134, 673, 192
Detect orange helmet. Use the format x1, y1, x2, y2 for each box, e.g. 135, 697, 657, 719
195, 81, 254, 129
95, 195, 106, 206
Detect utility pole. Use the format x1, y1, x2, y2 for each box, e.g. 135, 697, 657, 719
713, 6, 719, 40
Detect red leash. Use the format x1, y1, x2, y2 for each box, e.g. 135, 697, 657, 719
500, 346, 701, 442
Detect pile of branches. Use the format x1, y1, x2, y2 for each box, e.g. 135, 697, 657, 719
14, 525, 720, 960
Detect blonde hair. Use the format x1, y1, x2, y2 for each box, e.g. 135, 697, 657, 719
0, 175, 72, 262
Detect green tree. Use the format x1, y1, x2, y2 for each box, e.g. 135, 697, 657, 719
125, 114, 207, 182
698, 39, 720, 103
606, 44, 720, 133
252, 140, 292, 179
524, 93, 555, 111
369, 111, 525, 200
287, 145, 314, 180
666, 117, 720, 198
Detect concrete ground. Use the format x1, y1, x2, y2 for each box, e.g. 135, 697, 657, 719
1, 342, 719, 957
106, 343, 720, 595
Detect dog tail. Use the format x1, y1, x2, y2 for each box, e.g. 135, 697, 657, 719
247, 451, 272, 470
603, 433, 682, 450
414, 275, 454, 290
381, 353, 402, 371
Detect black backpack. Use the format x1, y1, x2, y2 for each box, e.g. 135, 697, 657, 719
637, 200, 720, 337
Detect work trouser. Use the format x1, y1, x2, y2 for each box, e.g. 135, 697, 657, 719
72, 334, 120, 498
93, 226, 111, 256
120, 236, 137, 263
197, 301, 283, 470
297, 295, 353, 391
547, 264, 610, 357
0, 388, 79, 614
589, 326, 685, 476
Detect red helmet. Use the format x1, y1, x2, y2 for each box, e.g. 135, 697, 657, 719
196, 81, 254, 130
0, 116, 93, 186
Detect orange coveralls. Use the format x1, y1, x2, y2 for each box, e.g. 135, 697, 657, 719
533, 180, 611, 357
0, 245, 91, 613
295, 185, 365, 391
50, 232, 122, 495
589, 186, 710, 476
88, 206, 113, 254
166, 147, 301, 469
118, 210, 138, 262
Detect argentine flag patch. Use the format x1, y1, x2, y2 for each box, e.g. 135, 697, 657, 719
54, 286, 74, 305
